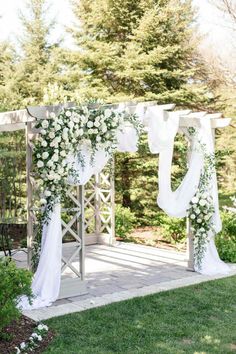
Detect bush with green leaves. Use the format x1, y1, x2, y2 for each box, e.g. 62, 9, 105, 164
159, 214, 186, 244
216, 211, 236, 263
115, 205, 137, 240
0, 258, 33, 338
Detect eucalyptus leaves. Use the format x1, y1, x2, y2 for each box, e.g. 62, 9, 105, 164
34, 104, 142, 223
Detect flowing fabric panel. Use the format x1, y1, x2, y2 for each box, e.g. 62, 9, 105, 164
19, 203, 62, 310
147, 109, 230, 275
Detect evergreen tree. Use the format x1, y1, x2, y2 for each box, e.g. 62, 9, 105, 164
70, 0, 215, 108
16, 0, 59, 105
0, 42, 19, 110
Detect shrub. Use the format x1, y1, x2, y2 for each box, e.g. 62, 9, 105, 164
159, 214, 186, 244
216, 211, 236, 263
115, 205, 137, 240
0, 257, 33, 338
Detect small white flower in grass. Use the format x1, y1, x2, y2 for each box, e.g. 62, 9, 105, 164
191, 196, 199, 204
197, 218, 202, 223
41, 129, 46, 135
37, 335, 42, 341
20, 342, 26, 350
87, 121, 93, 128
15, 347, 21, 354
195, 208, 201, 214
42, 152, 49, 160
190, 214, 196, 219
88, 129, 93, 135
96, 136, 101, 142
37, 160, 44, 168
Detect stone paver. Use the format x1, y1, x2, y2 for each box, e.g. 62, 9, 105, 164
12, 242, 236, 321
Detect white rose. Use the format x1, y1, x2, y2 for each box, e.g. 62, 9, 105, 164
49, 131, 55, 139
47, 160, 53, 167
44, 190, 51, 197
104, 109, 111, 118
60, 150, 66, 157
94, 121, 100, 128
52, 154, 59, 162
42, 152, 49, 160
41, 140, 47, 147
191, 197, 199, 204
199, 199, 207, 206
37, 160, 44, 168
87, 121, 93, 128
65, 110, 72, 117
42, 120, 49, 128
40, 198, 47, 205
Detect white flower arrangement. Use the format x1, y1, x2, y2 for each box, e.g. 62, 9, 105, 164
33, 103, 142, 259
15, 323, 49, 353
187, 128, 216, 269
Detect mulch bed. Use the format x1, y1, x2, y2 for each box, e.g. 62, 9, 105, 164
0, 316, 54, 354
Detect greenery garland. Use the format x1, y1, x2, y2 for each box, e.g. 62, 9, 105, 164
187, 128, 216, 269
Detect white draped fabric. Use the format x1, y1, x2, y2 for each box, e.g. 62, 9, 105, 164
147, 107, 229, 275
18, 203, 62, 310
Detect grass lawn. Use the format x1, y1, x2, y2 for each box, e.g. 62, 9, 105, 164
44, 276, 236, 354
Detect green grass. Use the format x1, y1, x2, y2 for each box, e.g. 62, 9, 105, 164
45, 276, 236, 354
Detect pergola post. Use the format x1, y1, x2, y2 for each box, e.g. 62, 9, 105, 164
26, 121, 34, 270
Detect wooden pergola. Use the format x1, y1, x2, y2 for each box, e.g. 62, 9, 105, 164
0, 101, 231, 299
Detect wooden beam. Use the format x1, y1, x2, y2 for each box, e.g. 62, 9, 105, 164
0, 122, 26, 132
0, 109, 32, 126
27, 102, 76, 120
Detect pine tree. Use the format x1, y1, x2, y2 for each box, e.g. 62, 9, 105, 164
70, 0, 215, 108
0, 42, 19, 110
16, 0, 59, 105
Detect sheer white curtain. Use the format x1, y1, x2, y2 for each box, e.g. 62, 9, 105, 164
146, 107, 229, 275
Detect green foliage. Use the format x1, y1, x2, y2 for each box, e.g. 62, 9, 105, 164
70, 0, 215, 107
0, 258, 33, 338
159, 214, 186, 244
216, 211, 236, 263
115, 204, 137, 239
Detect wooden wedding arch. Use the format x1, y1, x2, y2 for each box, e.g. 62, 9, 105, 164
0, 101, 231, 299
